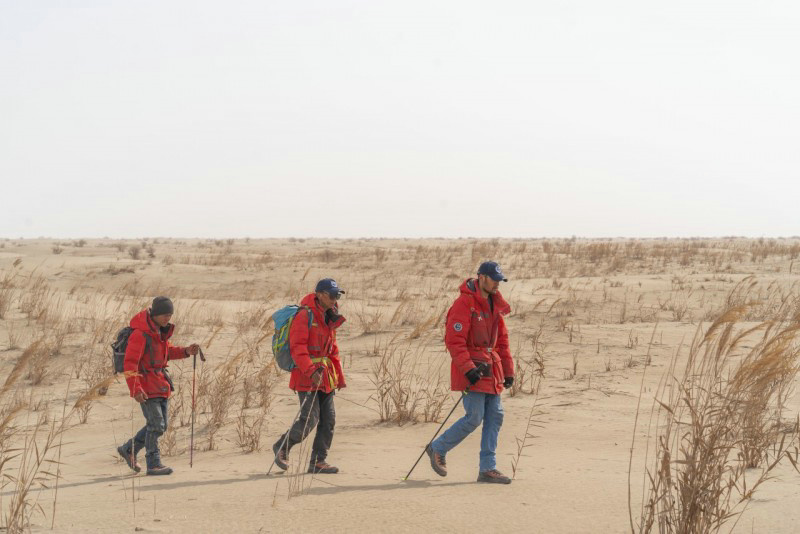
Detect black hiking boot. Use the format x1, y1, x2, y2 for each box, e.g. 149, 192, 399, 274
117, 445, 141, 473
272, 442, 289, 471
146, 464, 173, 476
426, 445, 447, 477
477, 469, 511, 484
308, 461, 339, 474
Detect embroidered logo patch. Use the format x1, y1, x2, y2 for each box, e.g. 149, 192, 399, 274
453, 322, 463, 332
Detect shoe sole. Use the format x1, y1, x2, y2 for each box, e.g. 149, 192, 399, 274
308, 468, 339, 474
146, 468, 173, 476
477, 476, 512, 485
117, 447, 141, 473
426, 446, 447, 477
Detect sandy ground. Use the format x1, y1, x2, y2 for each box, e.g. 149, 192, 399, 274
1, 238, 800, 533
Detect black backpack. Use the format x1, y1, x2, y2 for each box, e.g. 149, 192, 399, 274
111, 327, 153, 374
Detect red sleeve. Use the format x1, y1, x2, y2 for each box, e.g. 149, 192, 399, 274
124, 330, 145, 397
289, 309, 316, 377
496, 315, 514, 377
168, 344, 188, 360
444, 297, 477, 375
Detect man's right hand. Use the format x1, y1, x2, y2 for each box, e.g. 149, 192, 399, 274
133, 391, 148, 403
311, 368, 324, 387
465, 367, 482, 385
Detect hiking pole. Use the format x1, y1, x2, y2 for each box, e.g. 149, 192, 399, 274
189, 348, 206, 468
402, 389, 468, 481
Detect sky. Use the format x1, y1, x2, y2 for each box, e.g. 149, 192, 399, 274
1, 1, 798, 239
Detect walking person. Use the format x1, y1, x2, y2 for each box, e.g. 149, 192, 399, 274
117, 296, 200, 475
272, 278, 346, 474
426, 262, 515, 484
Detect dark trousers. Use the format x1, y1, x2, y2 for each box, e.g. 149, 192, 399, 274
275, 390, 335, 464
120, 397, 168, 469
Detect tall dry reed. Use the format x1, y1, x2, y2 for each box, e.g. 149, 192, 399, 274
631, 306, 800, 534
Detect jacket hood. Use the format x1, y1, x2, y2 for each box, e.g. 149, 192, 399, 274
130, 309, 175, 339
459, 278, 511, 316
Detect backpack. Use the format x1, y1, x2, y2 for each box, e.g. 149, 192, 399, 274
271, 305, 313, 371
111, 327, 153, 374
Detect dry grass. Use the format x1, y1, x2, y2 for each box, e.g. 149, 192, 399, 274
0, 269, 19, 320
511, 379, 544, 480
631, 307, 800, 533
3, 236, 800, 528
1, 363, 116, 531
235, 404, 269, 453
369, 339, 450, 424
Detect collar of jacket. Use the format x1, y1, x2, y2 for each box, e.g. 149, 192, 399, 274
462, 278, 511, 316
145, 310, 175, 340
299, 293, 346, 329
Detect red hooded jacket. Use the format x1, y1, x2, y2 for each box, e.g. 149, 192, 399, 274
444, 279, 513, 394
124, 309, 189, 399
288, 293, 346, 393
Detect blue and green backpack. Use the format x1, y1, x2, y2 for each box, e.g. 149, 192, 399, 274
271, 305, 313, 371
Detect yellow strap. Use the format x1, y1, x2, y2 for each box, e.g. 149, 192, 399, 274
310, 356, 338, 389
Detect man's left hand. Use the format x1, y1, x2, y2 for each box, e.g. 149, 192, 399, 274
503, 377, 514, 389
185, 344, 200, 356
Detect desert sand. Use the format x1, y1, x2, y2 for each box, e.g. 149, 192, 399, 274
1, 237, 799, 533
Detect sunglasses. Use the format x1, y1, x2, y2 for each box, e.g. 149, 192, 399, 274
327, 291, 341, 300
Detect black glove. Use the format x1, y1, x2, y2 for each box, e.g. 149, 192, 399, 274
465, 367, 482, 385
503, 376, 514, 389
465, 367, 481, 386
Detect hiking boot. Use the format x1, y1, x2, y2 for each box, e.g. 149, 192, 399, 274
146, 465, 173, 476
477, 469, 511, 484
272, 442, 289, 471
308, 461, 339, 474
426, 445, 447, 477
116, 446, 141, 473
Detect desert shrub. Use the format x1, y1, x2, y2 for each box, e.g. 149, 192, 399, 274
632, 308, 800, 533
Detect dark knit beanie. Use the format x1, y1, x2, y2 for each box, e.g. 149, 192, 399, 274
151, 296, 174, 317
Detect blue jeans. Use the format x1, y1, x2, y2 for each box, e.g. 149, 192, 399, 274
120, 397, 168, 470
431, 392, 504, 472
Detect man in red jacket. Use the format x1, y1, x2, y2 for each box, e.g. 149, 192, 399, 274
117, 296, 200, 476
427, 262, 514, 484
272, 279, 346, 474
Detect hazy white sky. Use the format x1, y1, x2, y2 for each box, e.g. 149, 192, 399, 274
1, 1, 798, 238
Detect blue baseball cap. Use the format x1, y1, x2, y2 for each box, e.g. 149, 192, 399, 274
315, 278, 345, 297
477, 261, 507, 282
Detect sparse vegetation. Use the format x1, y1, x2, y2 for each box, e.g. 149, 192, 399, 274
631, 298, 800, 533
1, 237, 800, 530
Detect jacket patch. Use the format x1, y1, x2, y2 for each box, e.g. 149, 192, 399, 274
453, 322, 463, 332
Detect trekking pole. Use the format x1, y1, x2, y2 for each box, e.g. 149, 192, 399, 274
189, 347, 206, 468
402, 388, 468, 481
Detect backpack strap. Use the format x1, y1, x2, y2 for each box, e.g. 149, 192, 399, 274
147, 335, 155, 368
140, 333, 157, 374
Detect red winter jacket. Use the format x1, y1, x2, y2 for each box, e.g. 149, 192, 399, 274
288, 293, 346, 393
444, 279, 513, 394
124, 309, 189, 399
